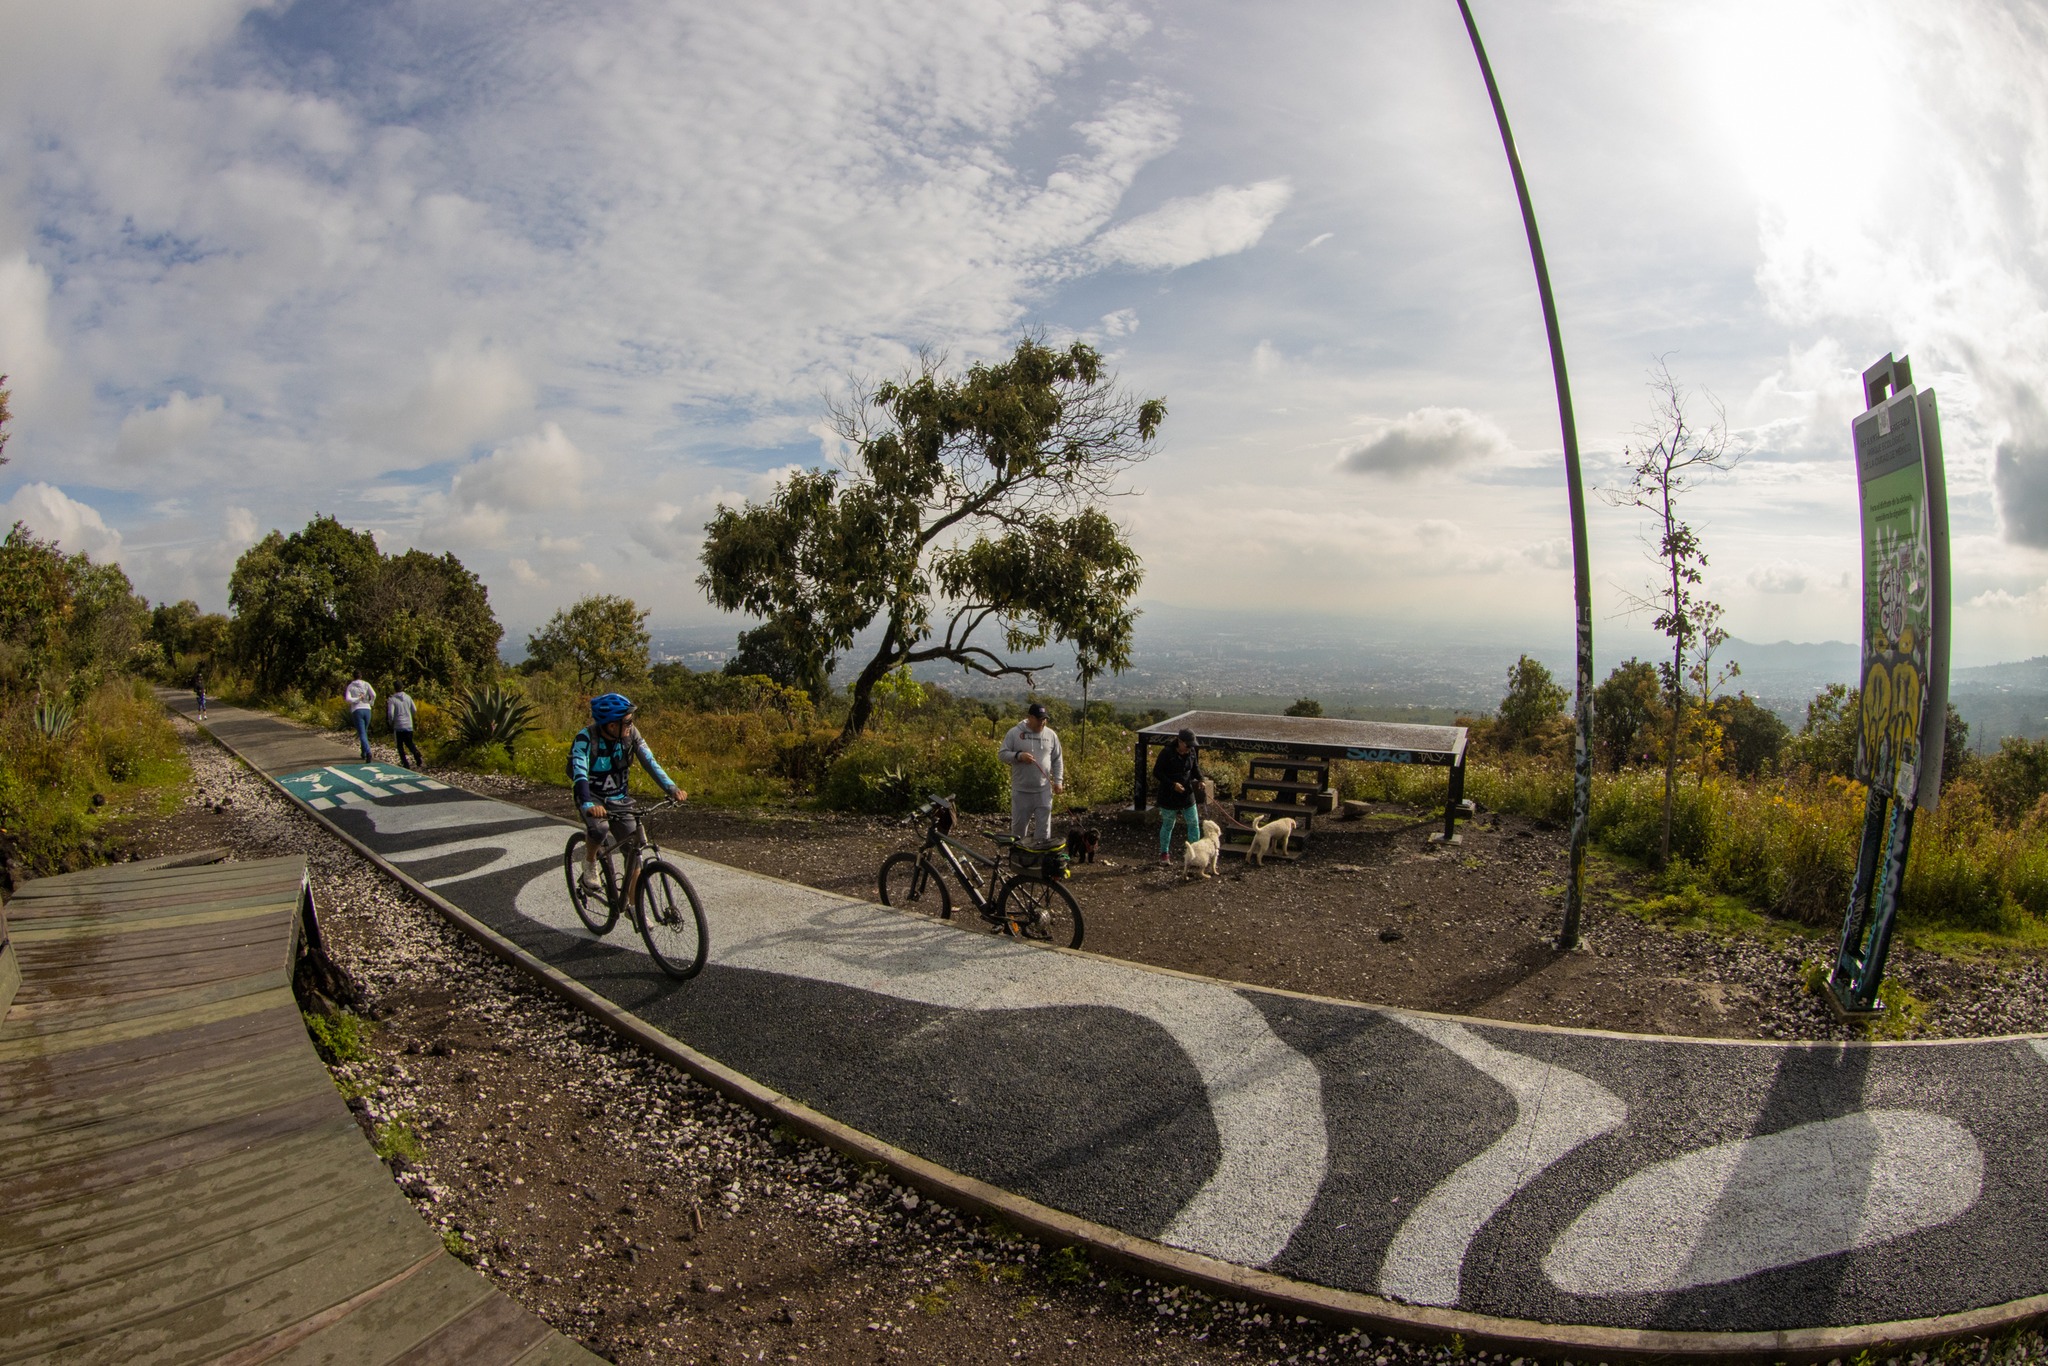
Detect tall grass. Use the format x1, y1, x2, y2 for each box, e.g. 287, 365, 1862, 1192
1337, 751, 2048, 937
0, 678, 188, 874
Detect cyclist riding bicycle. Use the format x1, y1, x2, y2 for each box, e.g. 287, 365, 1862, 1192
571, 692, 686, 900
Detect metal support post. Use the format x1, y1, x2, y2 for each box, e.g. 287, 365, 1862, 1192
1131, 737, 1148, 813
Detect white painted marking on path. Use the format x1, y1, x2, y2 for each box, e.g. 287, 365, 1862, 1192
387, 824, 567, 887
323, 766, 392, 799
1378, 1017, 1625, 1307
2030, 1039, 2048, 1066
479, 834, 1329, 1269
1543, 1110, 1982, 1295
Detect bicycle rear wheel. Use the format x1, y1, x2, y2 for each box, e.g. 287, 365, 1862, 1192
564, 832, 620, 934
636, 860, 709, 980
993, 874, 1083, 949
878, 851, 952, 920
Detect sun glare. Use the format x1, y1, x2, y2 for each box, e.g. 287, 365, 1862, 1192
1693, 2, 1898, 240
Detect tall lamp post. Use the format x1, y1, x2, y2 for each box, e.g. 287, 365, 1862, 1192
1453, 0, 1595, 949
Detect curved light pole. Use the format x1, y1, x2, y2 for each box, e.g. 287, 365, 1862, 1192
1453, 0, 1594, 950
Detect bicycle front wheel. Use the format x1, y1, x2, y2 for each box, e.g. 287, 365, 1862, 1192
564, 832, 620, 934
636, 860, 709, 980
878, 851, 952, 920
994, 875, 1083, 949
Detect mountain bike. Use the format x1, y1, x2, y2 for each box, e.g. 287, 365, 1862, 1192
877, 796, 1083, 949
562, 798, 708, 979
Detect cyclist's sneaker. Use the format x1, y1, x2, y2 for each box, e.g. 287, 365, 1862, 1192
578, 873, 602, 895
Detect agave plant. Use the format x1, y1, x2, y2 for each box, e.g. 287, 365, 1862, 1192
30, 696, 75, 742
451, 684, 537, 751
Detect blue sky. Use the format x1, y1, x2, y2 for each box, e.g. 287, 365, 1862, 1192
3, 0, 2046, 668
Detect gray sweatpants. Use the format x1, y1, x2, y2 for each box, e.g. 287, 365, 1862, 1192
1010, 797, 1052, 843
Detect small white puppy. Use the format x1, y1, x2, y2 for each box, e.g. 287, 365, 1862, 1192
1247, 815, 1296, 867
1183, 819, 1223, 879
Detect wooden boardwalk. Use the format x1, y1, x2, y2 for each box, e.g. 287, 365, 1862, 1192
0, 855, 598, 1365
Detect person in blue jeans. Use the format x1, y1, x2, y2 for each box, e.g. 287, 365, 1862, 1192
343, 673, 375, 761
570, 692, 685, 902
1152, 727, 1205, 864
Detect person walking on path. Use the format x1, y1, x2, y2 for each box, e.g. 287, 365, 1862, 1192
997, 701, 1064, 844
1153, 727, 1206, 865
344, 673, 376, 762
190, 668, 208, 721
386, 684, 423, 770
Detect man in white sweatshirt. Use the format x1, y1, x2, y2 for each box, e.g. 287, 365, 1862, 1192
344, 673, 375, 761
997, 701, 1063, 843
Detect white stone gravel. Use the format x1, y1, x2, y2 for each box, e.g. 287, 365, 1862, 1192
167, 718, 2048, 1365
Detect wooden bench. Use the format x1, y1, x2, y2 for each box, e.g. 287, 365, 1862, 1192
0, 855, 598, 1364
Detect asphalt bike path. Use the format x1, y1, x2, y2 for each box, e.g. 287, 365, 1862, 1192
169, 696, 2048, 1343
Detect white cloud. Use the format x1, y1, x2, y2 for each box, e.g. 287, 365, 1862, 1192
1093, 180, 1292, 271
1338, 407, 1514, 479
1098, 308, 1139, 337
223, 505, 257, 545
509, 557, 543, 586
1298, 232, 1333, 253
449, 423, 592, 516
1748, 561, 1812, 594
1971, 582, 2048, 613
358, 343, 533, 458
0, 254, 64, 409
114, 390, 224, 463
2, 483, 123, 562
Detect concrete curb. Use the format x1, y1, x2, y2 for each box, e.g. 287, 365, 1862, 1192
177, 703, 2048, 1362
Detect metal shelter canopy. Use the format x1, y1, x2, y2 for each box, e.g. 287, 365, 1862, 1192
1132, 710, 1471, 841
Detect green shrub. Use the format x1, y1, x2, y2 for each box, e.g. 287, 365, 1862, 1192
304, 1008, 373, 1065
822, 739, 922, 814
937, 739, 1007, 813
451, 683, 538, 752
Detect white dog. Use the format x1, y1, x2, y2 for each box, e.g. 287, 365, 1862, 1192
1183, 819, 1223, 879
1247, 815, 1296, 867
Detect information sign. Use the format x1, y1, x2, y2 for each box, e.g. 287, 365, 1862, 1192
1851, 373, 1950, 810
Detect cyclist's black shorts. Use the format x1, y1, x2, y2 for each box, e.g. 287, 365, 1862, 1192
584, 804, 640, 847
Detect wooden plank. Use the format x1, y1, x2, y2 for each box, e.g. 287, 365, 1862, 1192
8, 855, 300, 899
384, 1285, 560, 1364
3, 1087, 340, 1212
0, 1008, 305, 1112
0, 1046, 330, 1181
6, 873, 300, 915
6, 944, 290, 1016
2, 1130, 397, 1296
1, 1189, 434, 1364
0, 978, 293, 1058
9, 900, 298, 942
1, 1122, 382, 1266
0, 852, 601, 1365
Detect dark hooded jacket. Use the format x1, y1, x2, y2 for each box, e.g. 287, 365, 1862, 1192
1152, 742, 1204, 810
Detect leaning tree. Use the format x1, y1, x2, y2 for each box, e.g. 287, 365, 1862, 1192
698, 339, 1163, 746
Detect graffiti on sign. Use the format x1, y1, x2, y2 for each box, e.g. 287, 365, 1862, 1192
1851, 385, 1949, 808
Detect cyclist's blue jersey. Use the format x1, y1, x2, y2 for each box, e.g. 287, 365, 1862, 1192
569, 725, 674, 807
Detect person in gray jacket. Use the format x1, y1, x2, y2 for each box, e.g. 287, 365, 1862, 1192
997, 701, 1064, 843
386, 684, 424, 770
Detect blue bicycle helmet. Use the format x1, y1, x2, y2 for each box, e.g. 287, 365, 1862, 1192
590, 692, 635, 724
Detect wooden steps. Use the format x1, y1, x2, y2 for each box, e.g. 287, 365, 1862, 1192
1223, 754, 1331, 859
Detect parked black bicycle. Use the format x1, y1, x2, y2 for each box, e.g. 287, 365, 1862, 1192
877, 796, 1083, 949
562, 798, 708, 979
